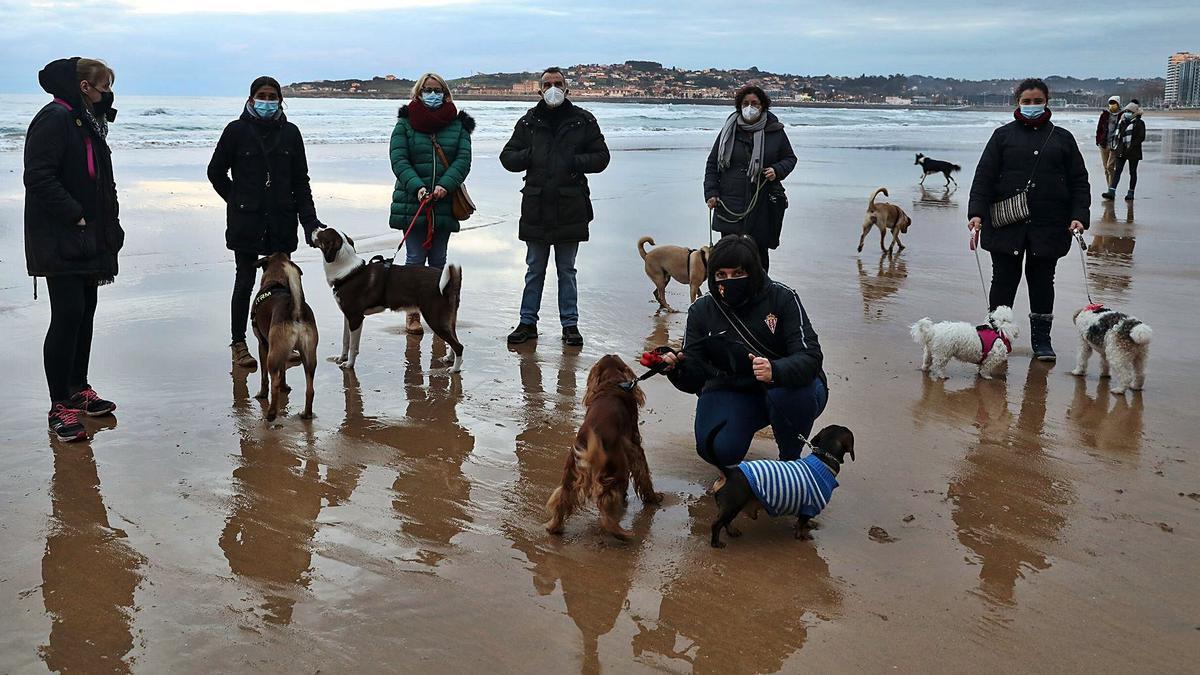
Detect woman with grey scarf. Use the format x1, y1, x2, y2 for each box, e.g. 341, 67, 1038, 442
704, 85, 797, 271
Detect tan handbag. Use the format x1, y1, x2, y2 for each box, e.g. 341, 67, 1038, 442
430, 135, 476, 221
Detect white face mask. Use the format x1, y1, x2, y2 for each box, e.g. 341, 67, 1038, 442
741, 105, 761, 122
543, 85, 565, 108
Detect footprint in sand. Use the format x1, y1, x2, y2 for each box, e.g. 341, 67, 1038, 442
869, 526, 898, 543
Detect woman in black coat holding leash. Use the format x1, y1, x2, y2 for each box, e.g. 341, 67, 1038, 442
25, 57, 124, 442
704, 85, 797, 272
968, 77, 1090, 362
660, 235, 828, 467
208, 76, 324, 370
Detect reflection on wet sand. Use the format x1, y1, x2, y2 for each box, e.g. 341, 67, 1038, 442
1067, 377, 1145, 456
41, 435, 146, 673
633, 501, 842, 674
857, 252, 908, 321
643, 315, 675, 354
220, 379, 363, 624
1087, 232, 1136, 302
913, 185, 958, 209
1158, 128, 1200, 165
942, 362, 1074, 613
382, 338, 475, 565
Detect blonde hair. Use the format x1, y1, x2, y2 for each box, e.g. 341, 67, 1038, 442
410, 72, 452, 102
77, 58, 115, 87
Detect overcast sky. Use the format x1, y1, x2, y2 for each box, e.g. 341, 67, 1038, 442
1, 0, 1195, 94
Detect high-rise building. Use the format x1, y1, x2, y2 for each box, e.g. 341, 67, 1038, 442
1179, 59, 1200, 108
1166, 52, 1200, 106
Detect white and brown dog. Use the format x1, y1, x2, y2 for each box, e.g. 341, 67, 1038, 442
637, 236, 709, 313
314, 228, 464, 372
1070, 304, 1152, 394
911, 306, 1018, 380
250, 253, 318, 421
858, 187, 913, 254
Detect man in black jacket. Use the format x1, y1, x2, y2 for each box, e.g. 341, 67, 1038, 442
500, 67, 610, 347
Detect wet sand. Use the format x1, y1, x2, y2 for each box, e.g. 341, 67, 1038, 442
1, 123, 1199, 672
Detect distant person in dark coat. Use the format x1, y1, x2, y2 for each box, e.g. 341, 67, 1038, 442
24, 57, 124, 441
1103, 101, 1146, 202
500, 67, 610, 347
1095, 95, 1121, 187
704, 85, 797, 271
968, 77, 1090, 362
208, 76, 325, 370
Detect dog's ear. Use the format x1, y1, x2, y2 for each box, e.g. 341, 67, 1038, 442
345, 234, 355, 248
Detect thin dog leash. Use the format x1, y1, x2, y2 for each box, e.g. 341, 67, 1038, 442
393, 195, 434, 258
970, 228, 990, 315
1074, 231, 1094, 305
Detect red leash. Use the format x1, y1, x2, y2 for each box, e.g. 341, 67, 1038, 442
395, 195, 435, 254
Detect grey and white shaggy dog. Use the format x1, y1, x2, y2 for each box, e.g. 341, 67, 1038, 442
1070, 304, 1152, 395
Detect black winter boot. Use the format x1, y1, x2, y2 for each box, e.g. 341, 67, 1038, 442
1029, 313, 1056, 362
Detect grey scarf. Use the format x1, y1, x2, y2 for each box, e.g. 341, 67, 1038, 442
717, 111, 768, 180
80, 103, 108, 141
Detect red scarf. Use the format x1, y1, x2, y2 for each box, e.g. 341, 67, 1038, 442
1014, 107, 1052, 128
407, 100, 458, 133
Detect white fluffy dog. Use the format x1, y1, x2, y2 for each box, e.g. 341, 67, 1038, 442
1070, 305, 1152, 395
911, 306, 1018, 380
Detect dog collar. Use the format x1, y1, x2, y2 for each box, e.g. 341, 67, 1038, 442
253, 283, 291, 311
331, 261, 367, 291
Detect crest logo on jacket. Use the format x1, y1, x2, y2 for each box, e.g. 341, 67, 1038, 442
765, 313, 778, 334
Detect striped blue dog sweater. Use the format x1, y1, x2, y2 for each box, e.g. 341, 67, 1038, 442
737, 454, 839, 518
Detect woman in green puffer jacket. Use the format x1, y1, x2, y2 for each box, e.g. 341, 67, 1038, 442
389, 72, 474, 333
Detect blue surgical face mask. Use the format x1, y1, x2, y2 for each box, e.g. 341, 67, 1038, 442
1019, 104, 1045, 120
420, 91, 445, 109
253, 99, 280, 118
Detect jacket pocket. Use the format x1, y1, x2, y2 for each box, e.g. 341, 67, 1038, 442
556, 185, 590, 224
520, 185, 542, 222
104, 222, 126, 253
57, 222, 98, 261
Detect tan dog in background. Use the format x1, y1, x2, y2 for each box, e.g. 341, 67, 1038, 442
858, 187, 912, 254
638, 236, 709, 313
250, 253, 318, 421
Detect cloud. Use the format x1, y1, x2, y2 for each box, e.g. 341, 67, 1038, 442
117, 0, 481, 13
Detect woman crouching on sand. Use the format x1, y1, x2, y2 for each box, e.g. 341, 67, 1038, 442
25, 57, 124, 442
704, 85, 796, 272
207, 76, 325, 370
388, 72, 473, 335
967, 77, 1089, 361
659, 235, 828, 466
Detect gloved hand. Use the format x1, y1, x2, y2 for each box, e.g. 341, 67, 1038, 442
303, 220, 326, 247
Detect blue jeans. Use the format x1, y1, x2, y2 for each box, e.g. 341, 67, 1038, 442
405, 229, 450, 268
694, 379, 828, 466
519, 242, 579, 327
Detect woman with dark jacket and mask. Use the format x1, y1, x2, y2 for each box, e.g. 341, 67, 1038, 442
968, 77, 1090, 362
25, 57, 124, 442
704, 85, 797, 271
660, 235, 827, 467
207, 76, 325, 369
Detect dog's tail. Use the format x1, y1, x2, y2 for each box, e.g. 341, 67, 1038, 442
283, 259, 305, 322
1129, 322, 1153, 346
951, 164, 962, 172
637, 236, 655, 260
696, 421, 732, 476
911, 317, 934, 345
869, 187, 888, 209
439, 263, 462, 297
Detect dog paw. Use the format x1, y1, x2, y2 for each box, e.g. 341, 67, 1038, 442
978, 372, 993, 380
254, 391, 268, 400
330, 355, 347, 364
280, 384, 292, 393
300, 412, 315, 420
726, 526, 742, 538
644, 492, 664, 505
711, 540, 727, 549
1070, 368, 1086, 377
544, 521, 564, 535
338, 361, 355, 371
1109, 387, 1128, 395
795, 531, 814, 541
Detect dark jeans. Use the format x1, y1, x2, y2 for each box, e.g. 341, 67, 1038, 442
989, 250, 1057, 315
405, 229, 450, 268
231, 251, 258, 344
44, 276, 98, 403
1110, 157, 1139, 192
694, 379, 828, 466
519, 242, 579, 327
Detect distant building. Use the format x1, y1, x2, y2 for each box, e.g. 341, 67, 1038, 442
1178, 59, 1200, 107
1166, 52, 1200, 106
885, 96, 912, 105
1049, 98, 1068, 108
385, 74, 398, 81
511, 80, 539, 94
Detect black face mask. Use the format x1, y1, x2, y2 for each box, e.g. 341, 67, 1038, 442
95, 90, 117, 122
717, 275, 753, 307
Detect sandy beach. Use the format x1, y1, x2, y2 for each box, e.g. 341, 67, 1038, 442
1, 103, 1198, 672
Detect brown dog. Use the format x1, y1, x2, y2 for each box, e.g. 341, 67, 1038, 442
545, 355, 662, 539
637, 236, 708, 313
250, 253, 318, 421
314, 228, 463, 372
858, 187, 912, 254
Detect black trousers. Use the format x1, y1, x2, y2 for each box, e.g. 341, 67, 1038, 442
1111, 157, 1139, 191
44, 276, 98, 403
757, 245, 770, 272
231, 251, 258, 344
989, 250, 1057, 315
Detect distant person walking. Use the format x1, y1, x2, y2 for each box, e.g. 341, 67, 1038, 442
25, 57, 124, 441
967, 78, 1090, 362
704, 85, 796, 272
1096, 95, 1121, 187
500, 67, 610, 347
389, 72, 474, 335
1103, 100, 1145, 202
207, 76, 324, 370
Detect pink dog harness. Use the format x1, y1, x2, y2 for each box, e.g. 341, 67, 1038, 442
976, 325, 1012, 363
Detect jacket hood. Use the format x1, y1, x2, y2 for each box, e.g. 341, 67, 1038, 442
398, 104, 476, 133
39, 57, 83, 108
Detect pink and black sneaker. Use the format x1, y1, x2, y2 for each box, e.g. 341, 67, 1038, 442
48, 404, 87, 442
69, 387, 117, 417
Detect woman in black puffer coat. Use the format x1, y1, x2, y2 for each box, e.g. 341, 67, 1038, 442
24, 57, 125, 441
968, 78, 1090, 361
208, 76, 324, 369
704, 85, 797, 271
